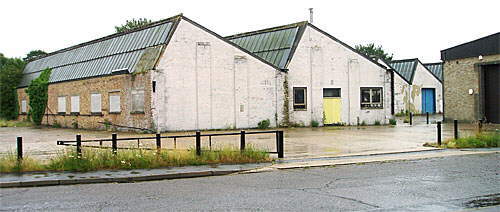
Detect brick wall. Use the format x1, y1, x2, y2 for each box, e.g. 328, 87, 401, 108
17, 73, 152, 130
443, 54, 500, 122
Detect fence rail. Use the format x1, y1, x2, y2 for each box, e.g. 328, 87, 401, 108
56, 130, 285, 158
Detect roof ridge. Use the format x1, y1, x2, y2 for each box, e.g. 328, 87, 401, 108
440, 31, 500, 52
423, 62, 443, 65
390, 58, 419, 63
26, 14, 183, 63
225, 21, 308, 39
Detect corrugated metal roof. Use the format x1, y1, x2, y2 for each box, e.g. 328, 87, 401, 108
423, 63, 443, 81
19, 16, 179, 87
389, 59, 417, 83
226, 22, 306, 69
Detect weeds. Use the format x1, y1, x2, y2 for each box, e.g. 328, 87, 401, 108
424, 132, 499, 148
0, 119, 33, 127
389, 119, 397, 125
311, 120, 319, 127
374, 120, 381, 126
257, 119, 271, 129
0, 146, 272, 173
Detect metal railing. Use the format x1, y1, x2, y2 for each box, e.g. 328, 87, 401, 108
57, 130, 285, 158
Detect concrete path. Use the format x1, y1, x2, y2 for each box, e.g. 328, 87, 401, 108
2, 148, 498, 188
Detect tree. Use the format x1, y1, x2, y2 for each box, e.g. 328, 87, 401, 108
26, 68, 51, 125
115, 18, 152, 33
23, 50, 47, 62
0, 56, 25, 120
355, 43, 393, 62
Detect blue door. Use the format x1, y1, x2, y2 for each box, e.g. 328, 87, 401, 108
422, 88, 436, 113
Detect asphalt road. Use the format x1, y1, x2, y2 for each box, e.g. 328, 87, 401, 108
1, 154, 499, 211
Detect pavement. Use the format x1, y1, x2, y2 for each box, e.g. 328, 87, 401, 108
1, 148, 498, 188
2, 153, 499, 211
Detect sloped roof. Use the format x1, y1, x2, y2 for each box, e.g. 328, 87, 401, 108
423, 62, 443, 81
19, 15, 181, 87
441, 32, 499, 61
226, 22, 306, 69
389, 59, 418, 83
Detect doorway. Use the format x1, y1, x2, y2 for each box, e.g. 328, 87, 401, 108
323, 88, 341, 124
483, 64, 499, 123
421, 88, 436, 113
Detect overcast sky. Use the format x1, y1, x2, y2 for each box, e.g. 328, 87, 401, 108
1, 0, 498, 63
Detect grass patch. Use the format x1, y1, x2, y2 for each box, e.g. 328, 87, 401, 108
0, 146, 272, 173
0, 119, 32, 127
424, 132, 500, 148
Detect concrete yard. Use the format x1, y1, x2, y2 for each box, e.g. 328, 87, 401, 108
0, 115, 497, 160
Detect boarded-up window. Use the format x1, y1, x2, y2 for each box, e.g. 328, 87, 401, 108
91, 93, 102, 113
71, 96, 80, 113
58, 96, 66, 113
109, 94, 121, 113
131, 90, 144, 113
21, 100, 27, 113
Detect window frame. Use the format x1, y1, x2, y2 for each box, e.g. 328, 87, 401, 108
131, 89, 145, 114
70, 95, 80, 115
360, 87, 383, 109
323, 88, 341, 98
90, 93, 102, 114
57, 96, 66, 114
109, 92, 121, 114
293, 87, 307, 111
21, 100, 27, 114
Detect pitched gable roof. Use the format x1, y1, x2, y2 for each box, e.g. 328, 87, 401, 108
19, 15, 181, 87
226, 22, 307, 69
226, 22, 388, 71
423, 62, 443, 81
389, 59, 418, 83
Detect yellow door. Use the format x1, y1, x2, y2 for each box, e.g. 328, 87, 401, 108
323, 98, 342, 124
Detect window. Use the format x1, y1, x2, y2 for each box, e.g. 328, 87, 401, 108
21, 100, 27, 114
109, 93, 121, 113
91, 93, 102, 113
57, 96, 66, 114
131, 89, 144, 113
293, 87, 307, 110
70, 96, 80, 114
323, 88, 341, 98
361, 87, 383, 109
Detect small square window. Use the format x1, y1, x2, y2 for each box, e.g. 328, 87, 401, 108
360, 87, 383, 109
293, 87, 307, 110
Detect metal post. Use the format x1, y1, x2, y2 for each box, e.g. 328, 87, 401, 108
209, 136, 212, 151
76, 134, 82, 157
478, 119, 483, 133
240, 130, 246, 151
112, 133, 117, 155
17, 137, 22, 161
156, 133, 161, 150
437, 121, 442, 146
426, 112, 429, 124
278, 131, 284, 158
409, 113, 413, 125
454, 120, 459, 140
196, 131, 201, 156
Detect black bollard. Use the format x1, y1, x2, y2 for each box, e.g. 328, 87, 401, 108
240, 131, 246, 151
196, 131, 201, 156
17, 137, 23, 161
454, 120, 459, 140
437, 121, 442, 146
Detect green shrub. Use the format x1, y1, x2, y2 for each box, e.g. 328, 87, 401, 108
425, 132, 499, 148
360, 121, 367, 126
0, 57, 25, 120
403, 118, 409, 123
52, 121, 62, 128
311, 120, 320, 127
26, 68, 51, 125
72, 119, 78, 129
374, 120, 381, 126
389, 119, 397, 125
257, 119, 270, 129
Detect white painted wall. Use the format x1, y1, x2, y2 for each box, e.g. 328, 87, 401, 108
285, 25, 392, 126
393, 73, 410, 114
152, 19, 283, 131
411, 62, 443, 114
392, 62, 443, 114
